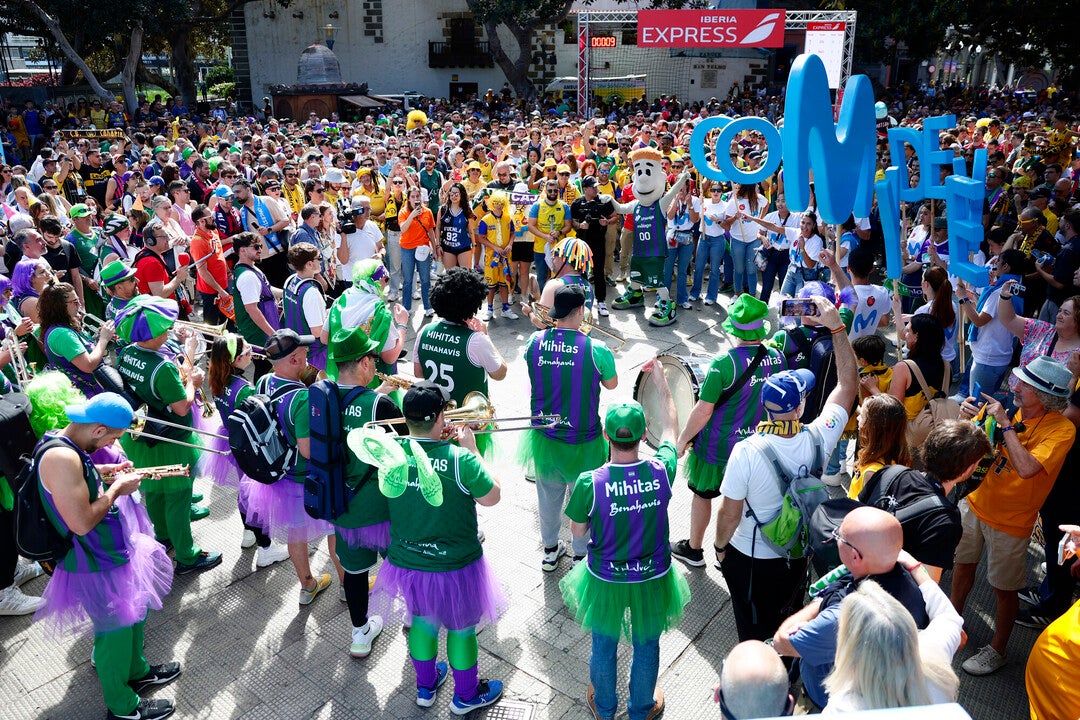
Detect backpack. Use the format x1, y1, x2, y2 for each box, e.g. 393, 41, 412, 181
788, 327, 837, 423
227, 380, 305, 484
304, 380, 370, 521
808, 464, 955, 575
744, 426, 829, 560
904, 360, 959, 449
13, 437, 74, 571
0, 392, 38, 482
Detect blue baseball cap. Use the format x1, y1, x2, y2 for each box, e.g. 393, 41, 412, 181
65, 392, 135, 429
149, 175, 166, 187
212, 185, 234, 199
762, 369, 816, 415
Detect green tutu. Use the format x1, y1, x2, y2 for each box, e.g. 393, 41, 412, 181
559, 562, 691, 643
684, 451, 724, 493
516, 431, 607, 484
119, 432, 199, 493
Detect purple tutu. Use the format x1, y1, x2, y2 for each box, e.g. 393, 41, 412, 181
336, 521, 390, 552
35, 531, 173, 637
192, 404, 239, 487
371, 556, 507, 631
242, 479, 332, 544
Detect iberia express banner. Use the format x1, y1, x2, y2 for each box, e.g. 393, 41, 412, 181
637, 10, 786, 48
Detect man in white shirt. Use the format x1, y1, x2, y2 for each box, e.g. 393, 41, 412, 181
711, 296, 858, 642
338, 195, 384, 285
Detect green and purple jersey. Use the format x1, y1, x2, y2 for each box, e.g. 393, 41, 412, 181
524, 328, 615, 444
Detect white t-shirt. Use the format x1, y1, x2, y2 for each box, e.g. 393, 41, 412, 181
720, 403, 849, 559
848, 284, 892, 339
969, 288, 1015, 366
300, 283, 326, 330
236, 268, 263, 304
341, 222, 383, 281
724, 194, 768, 243
701, 196, 727, 238
669, 196, 701, 232
761, 210, 799, 250
787, 230, 824, 269
914, 299, 959, 363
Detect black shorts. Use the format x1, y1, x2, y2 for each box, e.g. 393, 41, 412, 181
441, 242, 471, 256
689, 485, 721, 500
511, 242, 534, 262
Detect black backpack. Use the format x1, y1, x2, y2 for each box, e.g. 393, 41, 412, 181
0, 392, 38, 481
227, 380, 305, 484
13, 437, 74, 572
305, 380, 370, 521
808, 465, 954, 576
788, 326, 836, 423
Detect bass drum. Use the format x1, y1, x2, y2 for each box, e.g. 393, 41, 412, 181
633, 354, 710, 448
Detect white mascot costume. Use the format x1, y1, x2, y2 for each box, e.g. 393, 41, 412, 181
605, 148, 688, 326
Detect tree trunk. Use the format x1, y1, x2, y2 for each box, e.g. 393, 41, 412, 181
121, 22, 144, 115
11, 0, 112, 100
485, 20, 536, 100
135, 63, 180, 98
167, 26, 198, 107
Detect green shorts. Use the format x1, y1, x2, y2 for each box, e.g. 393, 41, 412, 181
630, 256, 666, 289
334, 530, 379, 573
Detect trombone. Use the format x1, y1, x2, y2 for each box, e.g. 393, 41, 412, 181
127, 405, 230, 454
531, 303, 627, 351
102, 464, 191, 482
2, 333, 34, 386
363, 391, 567, 434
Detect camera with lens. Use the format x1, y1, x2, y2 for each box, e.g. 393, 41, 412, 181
337, 197, 357, 235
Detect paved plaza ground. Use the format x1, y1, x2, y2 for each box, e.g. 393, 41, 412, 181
3, 290, 1040, 719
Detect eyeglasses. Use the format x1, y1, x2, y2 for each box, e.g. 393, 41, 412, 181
829, 527, 861, 558
285, 173, 297, 178
392, 179, 404, 185
311, 187, 324, 194
43, 184, 57, 190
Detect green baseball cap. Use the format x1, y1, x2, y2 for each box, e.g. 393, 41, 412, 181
153, 145, 167, 155
604, 402, 646, 443
68, 203, 92, 219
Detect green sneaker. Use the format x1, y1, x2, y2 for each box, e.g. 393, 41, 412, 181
649, 300, 677, 327
190, 504, 209, 521
611, 288, 644, 309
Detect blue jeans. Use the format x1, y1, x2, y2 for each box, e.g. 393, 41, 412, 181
691, 234, 726, 302
964, 361, 1011, 403
591, 632, 660, 720
759, 247, 790, 302
722, 242, 733, 285
400, 247, 432, 313
534, 253, 550, 293
730, 239, 761, 295
662, 240, 693, 304
781, 265, 806, 297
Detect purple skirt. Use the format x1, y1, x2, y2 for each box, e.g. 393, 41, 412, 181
35, 528, 173, 637
371, 556, 507, 631
192, 405, 239, 488
242, 479, 332, 544
336, 521, 391, 552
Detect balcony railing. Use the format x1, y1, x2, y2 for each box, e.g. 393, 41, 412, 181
428, 41, 494, 68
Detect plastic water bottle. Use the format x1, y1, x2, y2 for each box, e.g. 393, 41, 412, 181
809, 564, 851, 597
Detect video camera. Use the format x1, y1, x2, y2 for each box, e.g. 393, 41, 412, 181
336, 196, 358, 235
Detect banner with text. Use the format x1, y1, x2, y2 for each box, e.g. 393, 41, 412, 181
637, 10, 787, 48
803, 22, 846, 89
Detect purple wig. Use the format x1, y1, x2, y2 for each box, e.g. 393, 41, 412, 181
11, 258, 46, 299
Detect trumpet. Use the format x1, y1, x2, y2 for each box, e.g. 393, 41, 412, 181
363, 391, 567, 434
375, 371, 417, 390
80, 312, 108, 333
531, 303, 627, 351
172, 320, 229, 338
128, 405, 230, 454
2, 333, 34, 386
102, 464, 191, 482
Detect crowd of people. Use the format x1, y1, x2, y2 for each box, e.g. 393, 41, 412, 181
0, 80, 1078, 720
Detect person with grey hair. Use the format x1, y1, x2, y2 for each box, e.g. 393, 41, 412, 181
952, 355, 1076, 676
714, 641, 792, 719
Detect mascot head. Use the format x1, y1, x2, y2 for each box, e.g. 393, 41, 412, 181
406, 109, 429, 133
628, 147, 667, 205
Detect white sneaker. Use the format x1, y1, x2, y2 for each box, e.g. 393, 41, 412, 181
0, 584, 44, 616
240, 530, 257, 549
962, 645, 1007, 676
14, 561, 43, 586
501, 306, 519, 320
413, 288, 421, 300
255, 544, 290, 568
821, 473, 844, 488
703, 298, 714, 306
424, 308, 435, 318
681, 301, 691, 309
481, 307, 493, 321
350, 616, 384, 658
541, 543, 566, 572
597, 303, 609, 317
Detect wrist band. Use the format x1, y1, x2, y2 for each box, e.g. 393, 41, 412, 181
714, 544, 727, 554
908, 562, 923, 571
1001, 425, 1016, 433
830, 326, 845, 335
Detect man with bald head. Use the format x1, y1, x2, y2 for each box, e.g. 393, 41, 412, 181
771, 507, 931, 710
715, 641, 792, 719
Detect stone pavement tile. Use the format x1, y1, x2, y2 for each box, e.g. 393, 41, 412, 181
236, 653, 332, 714
235, 703, 282, 720
21, 665, 103, 719
309, 700, 367, 720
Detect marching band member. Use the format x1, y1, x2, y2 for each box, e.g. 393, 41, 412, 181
100, 260, 141, 325
35, 392, 179, 720
362, 381, 506, 713
414, 267, 507, 458
669, 295, 786, 568
115, 296, 222, 575
38, 281, 115, 397
523, 238, 595, 329
243, 329, 336, 605
281, 242, 329, 371
519, 284, 618, 571
230, 231, 281, 379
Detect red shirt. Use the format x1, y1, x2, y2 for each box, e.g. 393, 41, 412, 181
189, 226, 228, 295
134, 250, 190, 299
